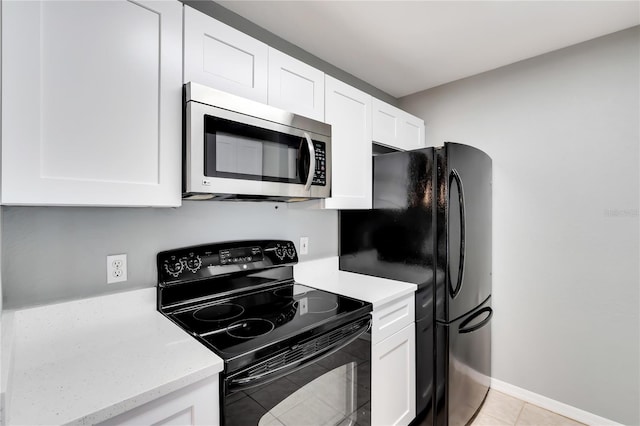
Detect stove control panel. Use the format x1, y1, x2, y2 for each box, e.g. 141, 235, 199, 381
157, 240, 299, 285
219, 246, 263, 265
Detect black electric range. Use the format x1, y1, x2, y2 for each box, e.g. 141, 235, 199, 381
157, 240, 373, 426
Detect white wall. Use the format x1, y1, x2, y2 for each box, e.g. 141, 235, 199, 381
1, 202, 337, 308
401, 27, 639, 425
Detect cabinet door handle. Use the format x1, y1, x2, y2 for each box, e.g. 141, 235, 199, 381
303, 132, 316, 191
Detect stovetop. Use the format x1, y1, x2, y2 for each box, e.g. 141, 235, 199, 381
157, 240, 372, 373
169, 282, 369, 358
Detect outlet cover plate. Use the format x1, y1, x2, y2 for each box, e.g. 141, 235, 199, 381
107, 254, 127, 284
300, 237, 309, 255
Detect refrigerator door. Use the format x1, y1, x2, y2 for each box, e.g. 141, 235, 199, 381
435, 143, 492, 323
435, 297, 492, 426
339, 148, 435, 288
339, 148, 436, 424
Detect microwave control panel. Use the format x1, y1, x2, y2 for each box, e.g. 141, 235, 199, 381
313, 142, 327, 186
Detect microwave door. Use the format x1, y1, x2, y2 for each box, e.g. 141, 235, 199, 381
185, 101, 330, 199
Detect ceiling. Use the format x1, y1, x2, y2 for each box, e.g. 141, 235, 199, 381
217, 1, 640, 98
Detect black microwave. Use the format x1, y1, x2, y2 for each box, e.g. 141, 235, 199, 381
183, 82, 332, 201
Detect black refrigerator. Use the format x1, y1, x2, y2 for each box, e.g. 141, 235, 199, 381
339, 142, 492, 426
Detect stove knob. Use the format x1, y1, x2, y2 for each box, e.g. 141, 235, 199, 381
164, 259, 184, 278
285, 244, 296, 259
185, 254, 202, 273
275, 245, 285, 260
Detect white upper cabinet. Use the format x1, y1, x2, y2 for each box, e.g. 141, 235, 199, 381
267, 48, 324, 121
183, 6, 268, 104
372, 98, 425, 151
1, 0, 182, 206
324, 76, 372, 210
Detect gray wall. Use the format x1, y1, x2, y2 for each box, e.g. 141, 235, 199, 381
400, 27, 640, 425
2, 202, 337, 308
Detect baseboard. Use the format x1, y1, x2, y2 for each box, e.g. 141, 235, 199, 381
490, 378, 622, 426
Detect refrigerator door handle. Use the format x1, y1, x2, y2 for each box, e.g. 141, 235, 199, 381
448, 168, 466, 299
458, 307, 492, 334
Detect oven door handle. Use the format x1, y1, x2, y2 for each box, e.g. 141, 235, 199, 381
227, 316, 371, 392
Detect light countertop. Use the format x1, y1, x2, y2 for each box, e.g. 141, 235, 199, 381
4, 288, 223, 426
3, 258, 414, 425
294, 257, 417, 308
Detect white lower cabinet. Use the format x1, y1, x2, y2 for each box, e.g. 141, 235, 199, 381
371, 294, 416, 426
372, 323, 416, 426
99, 376, 219, 426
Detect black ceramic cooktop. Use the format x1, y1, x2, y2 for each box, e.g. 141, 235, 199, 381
169, 283, 370, 359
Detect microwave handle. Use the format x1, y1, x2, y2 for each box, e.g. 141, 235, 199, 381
303, 132, 316, 192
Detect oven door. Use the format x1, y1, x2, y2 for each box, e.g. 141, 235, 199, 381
185, 87, 331, 200
222, 316, 371, 426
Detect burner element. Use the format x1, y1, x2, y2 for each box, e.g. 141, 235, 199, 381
194, 303, 244, 322
274, 287, 308, 298
227, 319, 275, 339
305, 297, 339, 314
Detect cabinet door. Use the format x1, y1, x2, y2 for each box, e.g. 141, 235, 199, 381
400, 112, 426, 151
372, 98, 425, 151
372, 323, 416, 426
324, 76, 372, 210
268, 48, 324, 121
99, 376, 219, 426
372, 98, 402, 149
183, 6, 268, 103
1, 0, 182, 206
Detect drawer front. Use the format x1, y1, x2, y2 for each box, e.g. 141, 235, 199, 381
372, 294, 415, 344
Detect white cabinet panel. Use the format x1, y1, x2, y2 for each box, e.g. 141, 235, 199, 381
184, 6, 268, 103
99, 376, 219, 426
1, 0, 182, 206
402, 117, 424, 150
372, 323, 416, 426
324, 76, 372, 210
372, 98, 425, 151
268, 48, 324, 121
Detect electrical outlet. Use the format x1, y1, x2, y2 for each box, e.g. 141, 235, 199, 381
107, 254, 127, 284
300, 237, 309, 255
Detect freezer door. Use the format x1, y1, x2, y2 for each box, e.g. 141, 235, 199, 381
435, 143, 492, 322
435, 297, 492, 426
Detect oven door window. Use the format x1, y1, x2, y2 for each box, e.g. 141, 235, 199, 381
222, 332, 371, 426
204, 115, 314, 185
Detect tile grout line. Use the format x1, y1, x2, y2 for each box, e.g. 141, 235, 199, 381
513, 402, 527, 425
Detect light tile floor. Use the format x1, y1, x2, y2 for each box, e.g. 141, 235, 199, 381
471, 390, 586, 426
